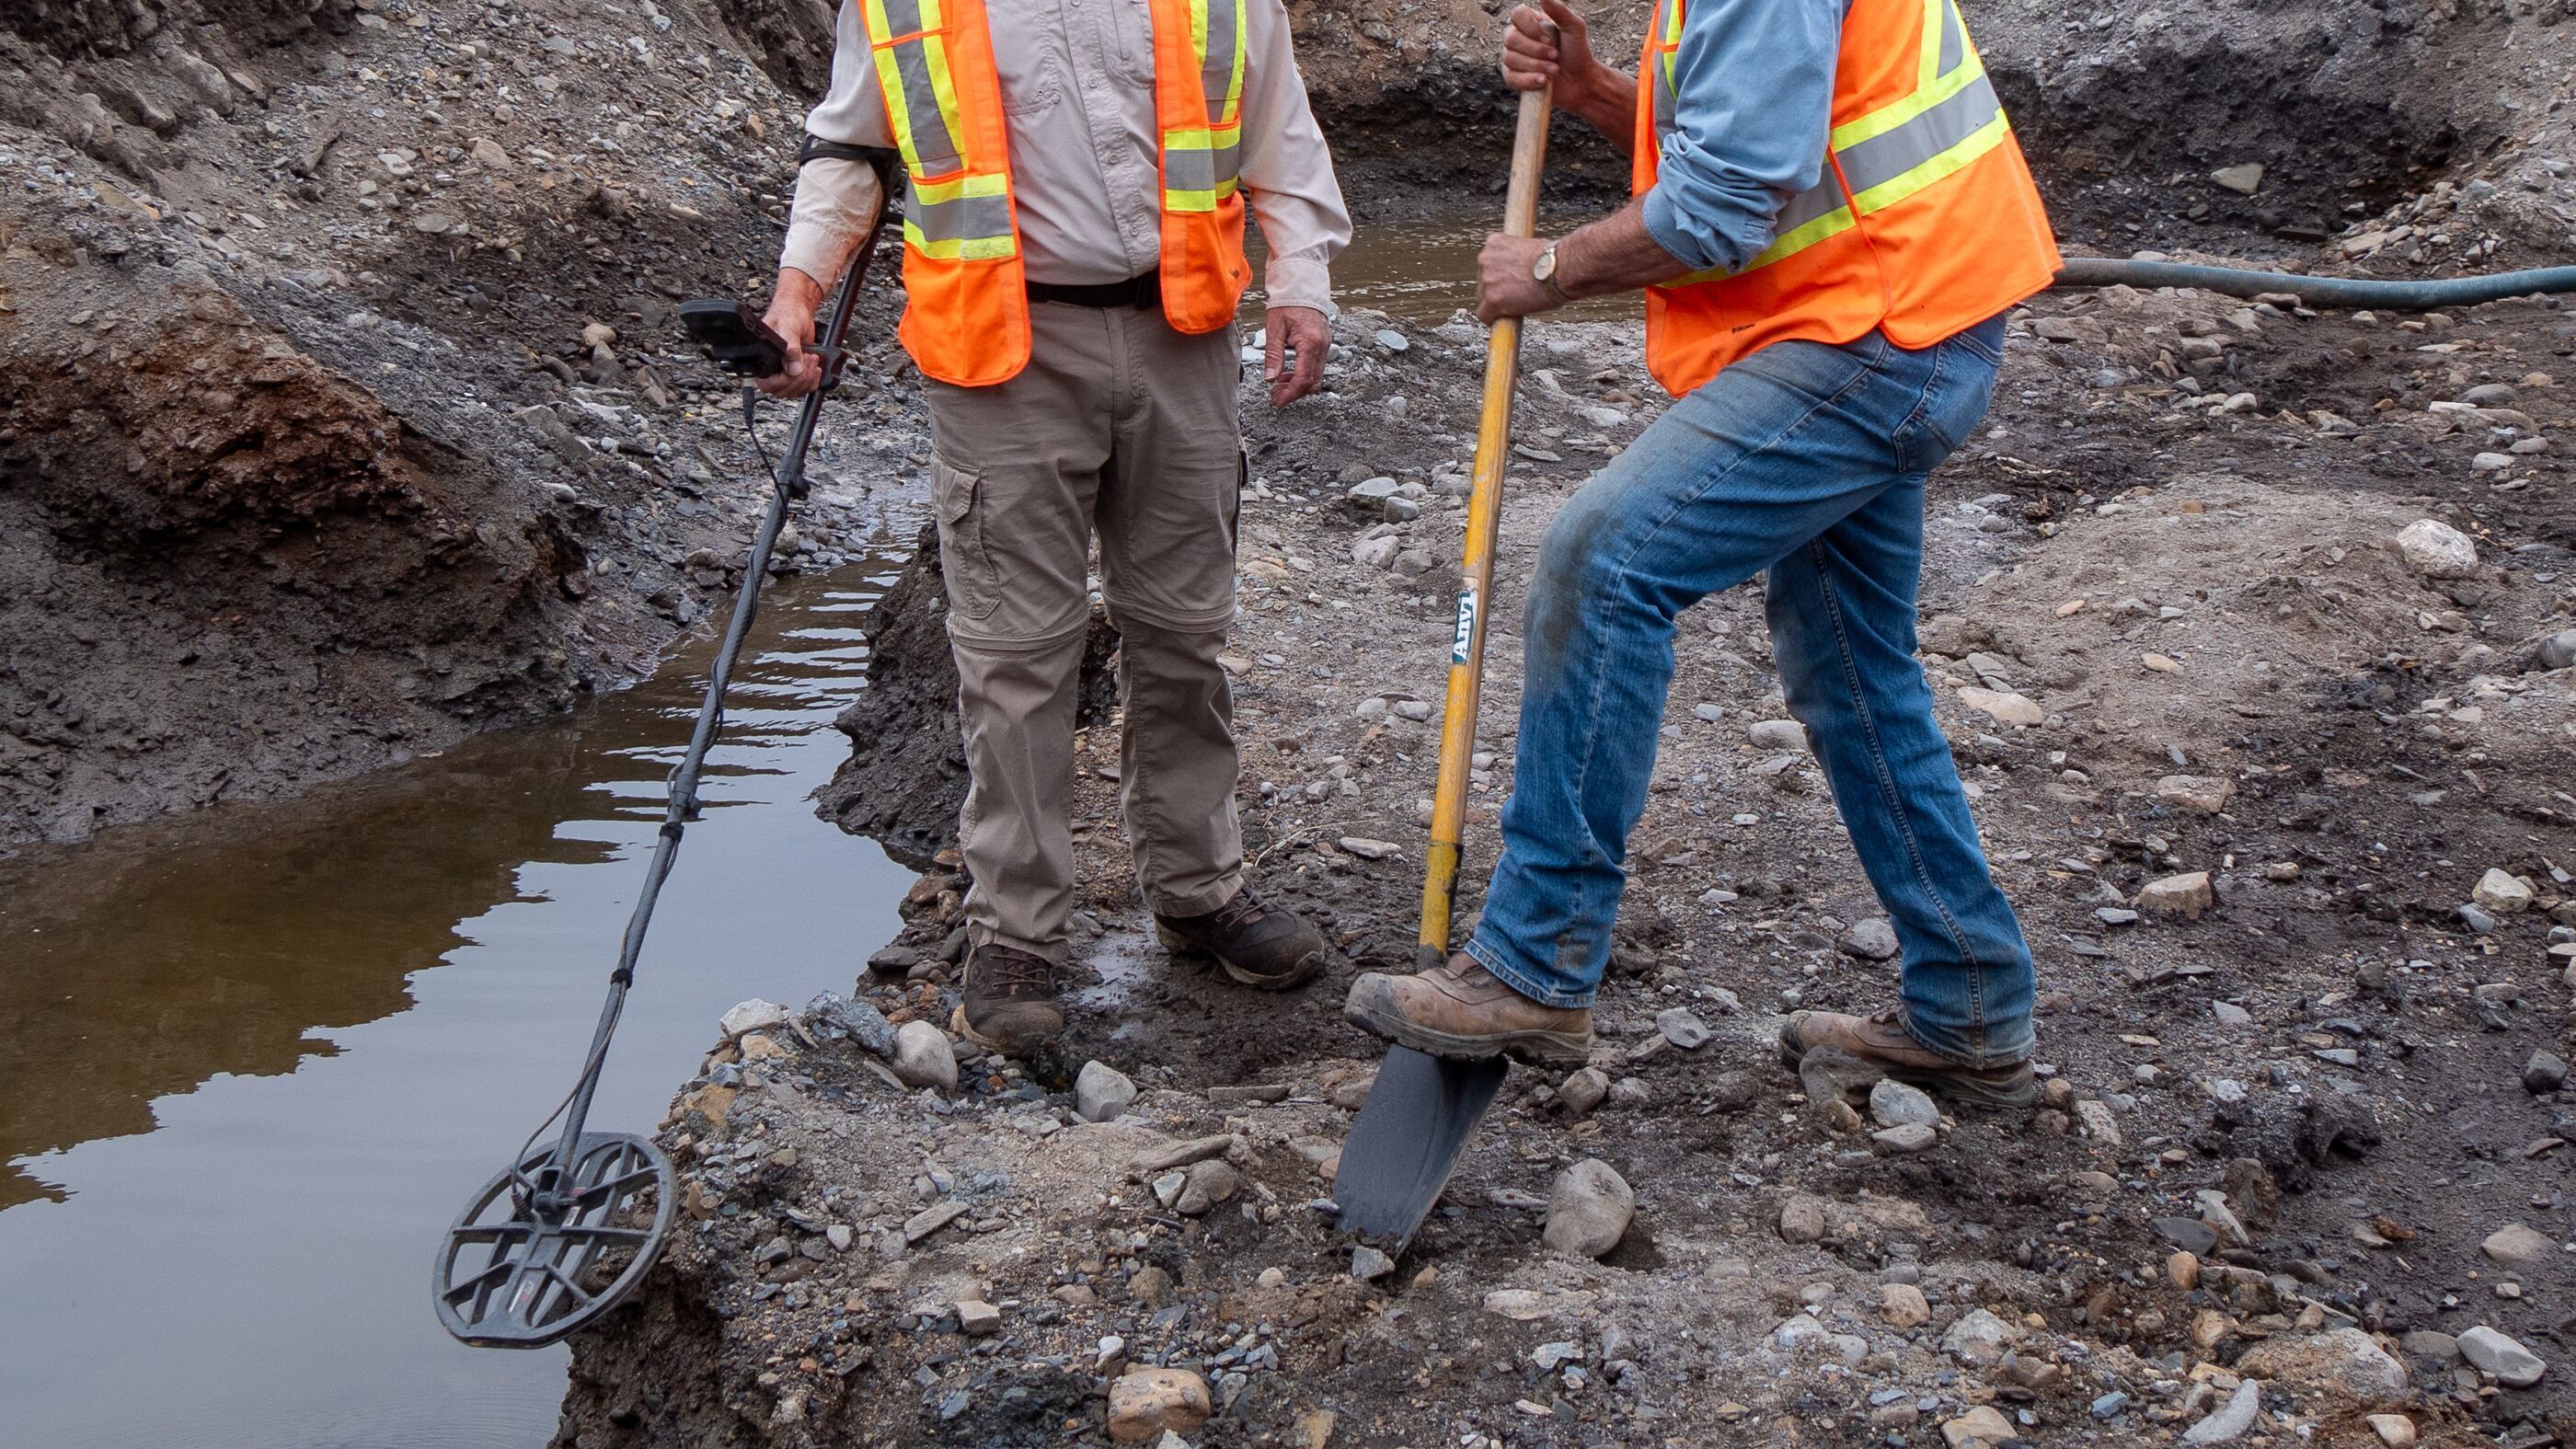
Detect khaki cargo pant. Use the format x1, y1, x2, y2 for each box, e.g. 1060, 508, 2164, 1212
924, 300, 1246, 962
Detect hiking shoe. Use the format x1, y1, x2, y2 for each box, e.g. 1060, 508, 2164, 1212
1342, 952, 1593, 1066
1155, 886, 1327, 990
950, 943, 1064, 1054
1777, 1007, 2038, 1110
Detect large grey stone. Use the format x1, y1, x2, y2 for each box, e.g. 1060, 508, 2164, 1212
2481, 1222, 2558, 1270
2458, 1326, 2546, 1387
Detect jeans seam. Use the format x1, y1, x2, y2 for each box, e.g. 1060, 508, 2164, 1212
1550, 347, 1892, 984
1804, 528, 1993, 1061
1890, 338, 1949, 476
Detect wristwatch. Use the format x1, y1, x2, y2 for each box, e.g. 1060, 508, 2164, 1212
1532, 240, 1571, 305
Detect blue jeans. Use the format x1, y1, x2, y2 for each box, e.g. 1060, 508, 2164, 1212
1465, 318, 2035, 1068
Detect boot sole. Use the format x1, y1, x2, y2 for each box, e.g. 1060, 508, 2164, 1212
1777, 1022, 2040, 1112
1156, 924, 1326, 992
1342, 995, 1592, 1069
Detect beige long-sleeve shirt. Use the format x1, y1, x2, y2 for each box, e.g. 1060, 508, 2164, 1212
780, 0, 1350, 315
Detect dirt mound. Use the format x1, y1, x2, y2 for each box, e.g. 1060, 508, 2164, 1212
815, 523, 1122, 872
0, 267, 597, 842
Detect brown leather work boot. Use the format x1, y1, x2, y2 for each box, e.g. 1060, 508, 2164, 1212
950, 943, 1064, 1054
1342, 953, 1593, 1065
1778, 1007, 2038, 1110
1155, 886, 1327, 991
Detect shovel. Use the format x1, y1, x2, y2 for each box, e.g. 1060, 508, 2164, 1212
1334, 75, 1552, 1252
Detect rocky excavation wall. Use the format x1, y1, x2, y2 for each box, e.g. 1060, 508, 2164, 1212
3, 0, 2572, 846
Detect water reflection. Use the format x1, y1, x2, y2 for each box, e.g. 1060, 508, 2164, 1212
1247, 218, 1635, 325
0, 559, 917, 1449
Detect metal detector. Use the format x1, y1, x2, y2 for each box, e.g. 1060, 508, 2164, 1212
433, 160, 896, 1349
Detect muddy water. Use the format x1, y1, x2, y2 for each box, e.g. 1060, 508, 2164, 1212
1248, 217, 1635, 325
0, 558, 916, 1449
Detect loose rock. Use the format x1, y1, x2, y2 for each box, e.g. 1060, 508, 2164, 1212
1542, 1158, 1635, 1259
1869, 1078, 1940, 1129
2480, 1222, 2556, 1269
2397, 518, 2478, 579
1075, 1060, 1139, 1122
891, 1019, 959, 1090
1838, 917, 1902, 960
1107, 1368, 1213, 1443
2137, 871, 2216, 920
2181, 1379, 2262, 1445
2459, 1326, 2546, 1386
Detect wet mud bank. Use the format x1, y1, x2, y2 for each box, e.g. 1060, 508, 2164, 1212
567, 279, 2576, 1445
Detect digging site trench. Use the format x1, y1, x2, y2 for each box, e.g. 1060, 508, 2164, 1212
3, 0, 2576, 1445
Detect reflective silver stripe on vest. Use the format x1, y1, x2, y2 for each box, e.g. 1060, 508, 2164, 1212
906, 179, 1013, 244
1936, 0, 1963, 79
1202, 0, 1240, 118
1162, 136, 1243, 197
1689, 57, 2000, 245
1835, 66, 1997, 199
1767, 172, 1848, 236
879, 0, 961, 174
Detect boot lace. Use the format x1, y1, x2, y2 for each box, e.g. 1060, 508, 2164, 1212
975, 945, 1059, 998
1211, 888, 1271, 932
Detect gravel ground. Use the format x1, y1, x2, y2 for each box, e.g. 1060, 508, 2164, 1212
564, 284, 2576, 1447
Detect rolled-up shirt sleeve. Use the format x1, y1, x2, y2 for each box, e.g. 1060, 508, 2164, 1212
1236, 0, 1351, 315
1637, 0, 1844, 275
782, 0, 896, 286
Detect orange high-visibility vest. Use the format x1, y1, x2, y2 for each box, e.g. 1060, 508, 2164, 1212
857, 0, 1253, 387
1632, 0, 2060, 396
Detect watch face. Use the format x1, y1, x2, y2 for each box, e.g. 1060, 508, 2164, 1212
1533, 246, 1557, 282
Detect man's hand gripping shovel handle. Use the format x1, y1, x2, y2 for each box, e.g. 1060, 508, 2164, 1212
1417, 76, 1553, 969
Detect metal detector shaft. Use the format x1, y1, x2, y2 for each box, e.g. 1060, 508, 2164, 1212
1418, 80, 1551, 969
540, 187, 892, 1179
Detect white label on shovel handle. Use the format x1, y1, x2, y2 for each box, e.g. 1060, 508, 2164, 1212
1451, 583, 1478, 665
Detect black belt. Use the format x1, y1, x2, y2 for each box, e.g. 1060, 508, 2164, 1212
1028, 272, 1161, 309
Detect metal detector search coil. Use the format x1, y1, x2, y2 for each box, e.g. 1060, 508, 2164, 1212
434, 1134, 674, 1347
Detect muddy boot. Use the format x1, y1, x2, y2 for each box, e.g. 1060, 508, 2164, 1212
1777, 1008, 2037, 1110
950, 943, 1065, 1055
1342, 953, 1593, 1065
1154, 886, 1327, 990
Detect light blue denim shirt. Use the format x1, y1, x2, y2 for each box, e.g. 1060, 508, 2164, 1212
1636, 0, 1846, 274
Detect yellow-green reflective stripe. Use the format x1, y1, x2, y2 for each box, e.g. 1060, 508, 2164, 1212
901, 221, 1018, 260
1830, 52, 1983, 149
1847, 109, 2007, 216
1664, 64, 2008, 280
1835, 65, 2001, 202
867, 0, 966, 176
1935, 0, 1965, 81
910, 170, 1008, 205
905, 176, 1014, 246
1197, 0, 1244, 121
1742, 204, 1856, 270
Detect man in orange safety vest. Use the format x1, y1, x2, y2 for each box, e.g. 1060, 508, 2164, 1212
764, 0, 1352, 1054
1347, 0, 2064, 1110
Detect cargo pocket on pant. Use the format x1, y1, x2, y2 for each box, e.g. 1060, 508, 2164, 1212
933, 456, 1002, 624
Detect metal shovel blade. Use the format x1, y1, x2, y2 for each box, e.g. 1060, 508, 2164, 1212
1331, 1045, 1508, 1251
433, 1133, 674, 1348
